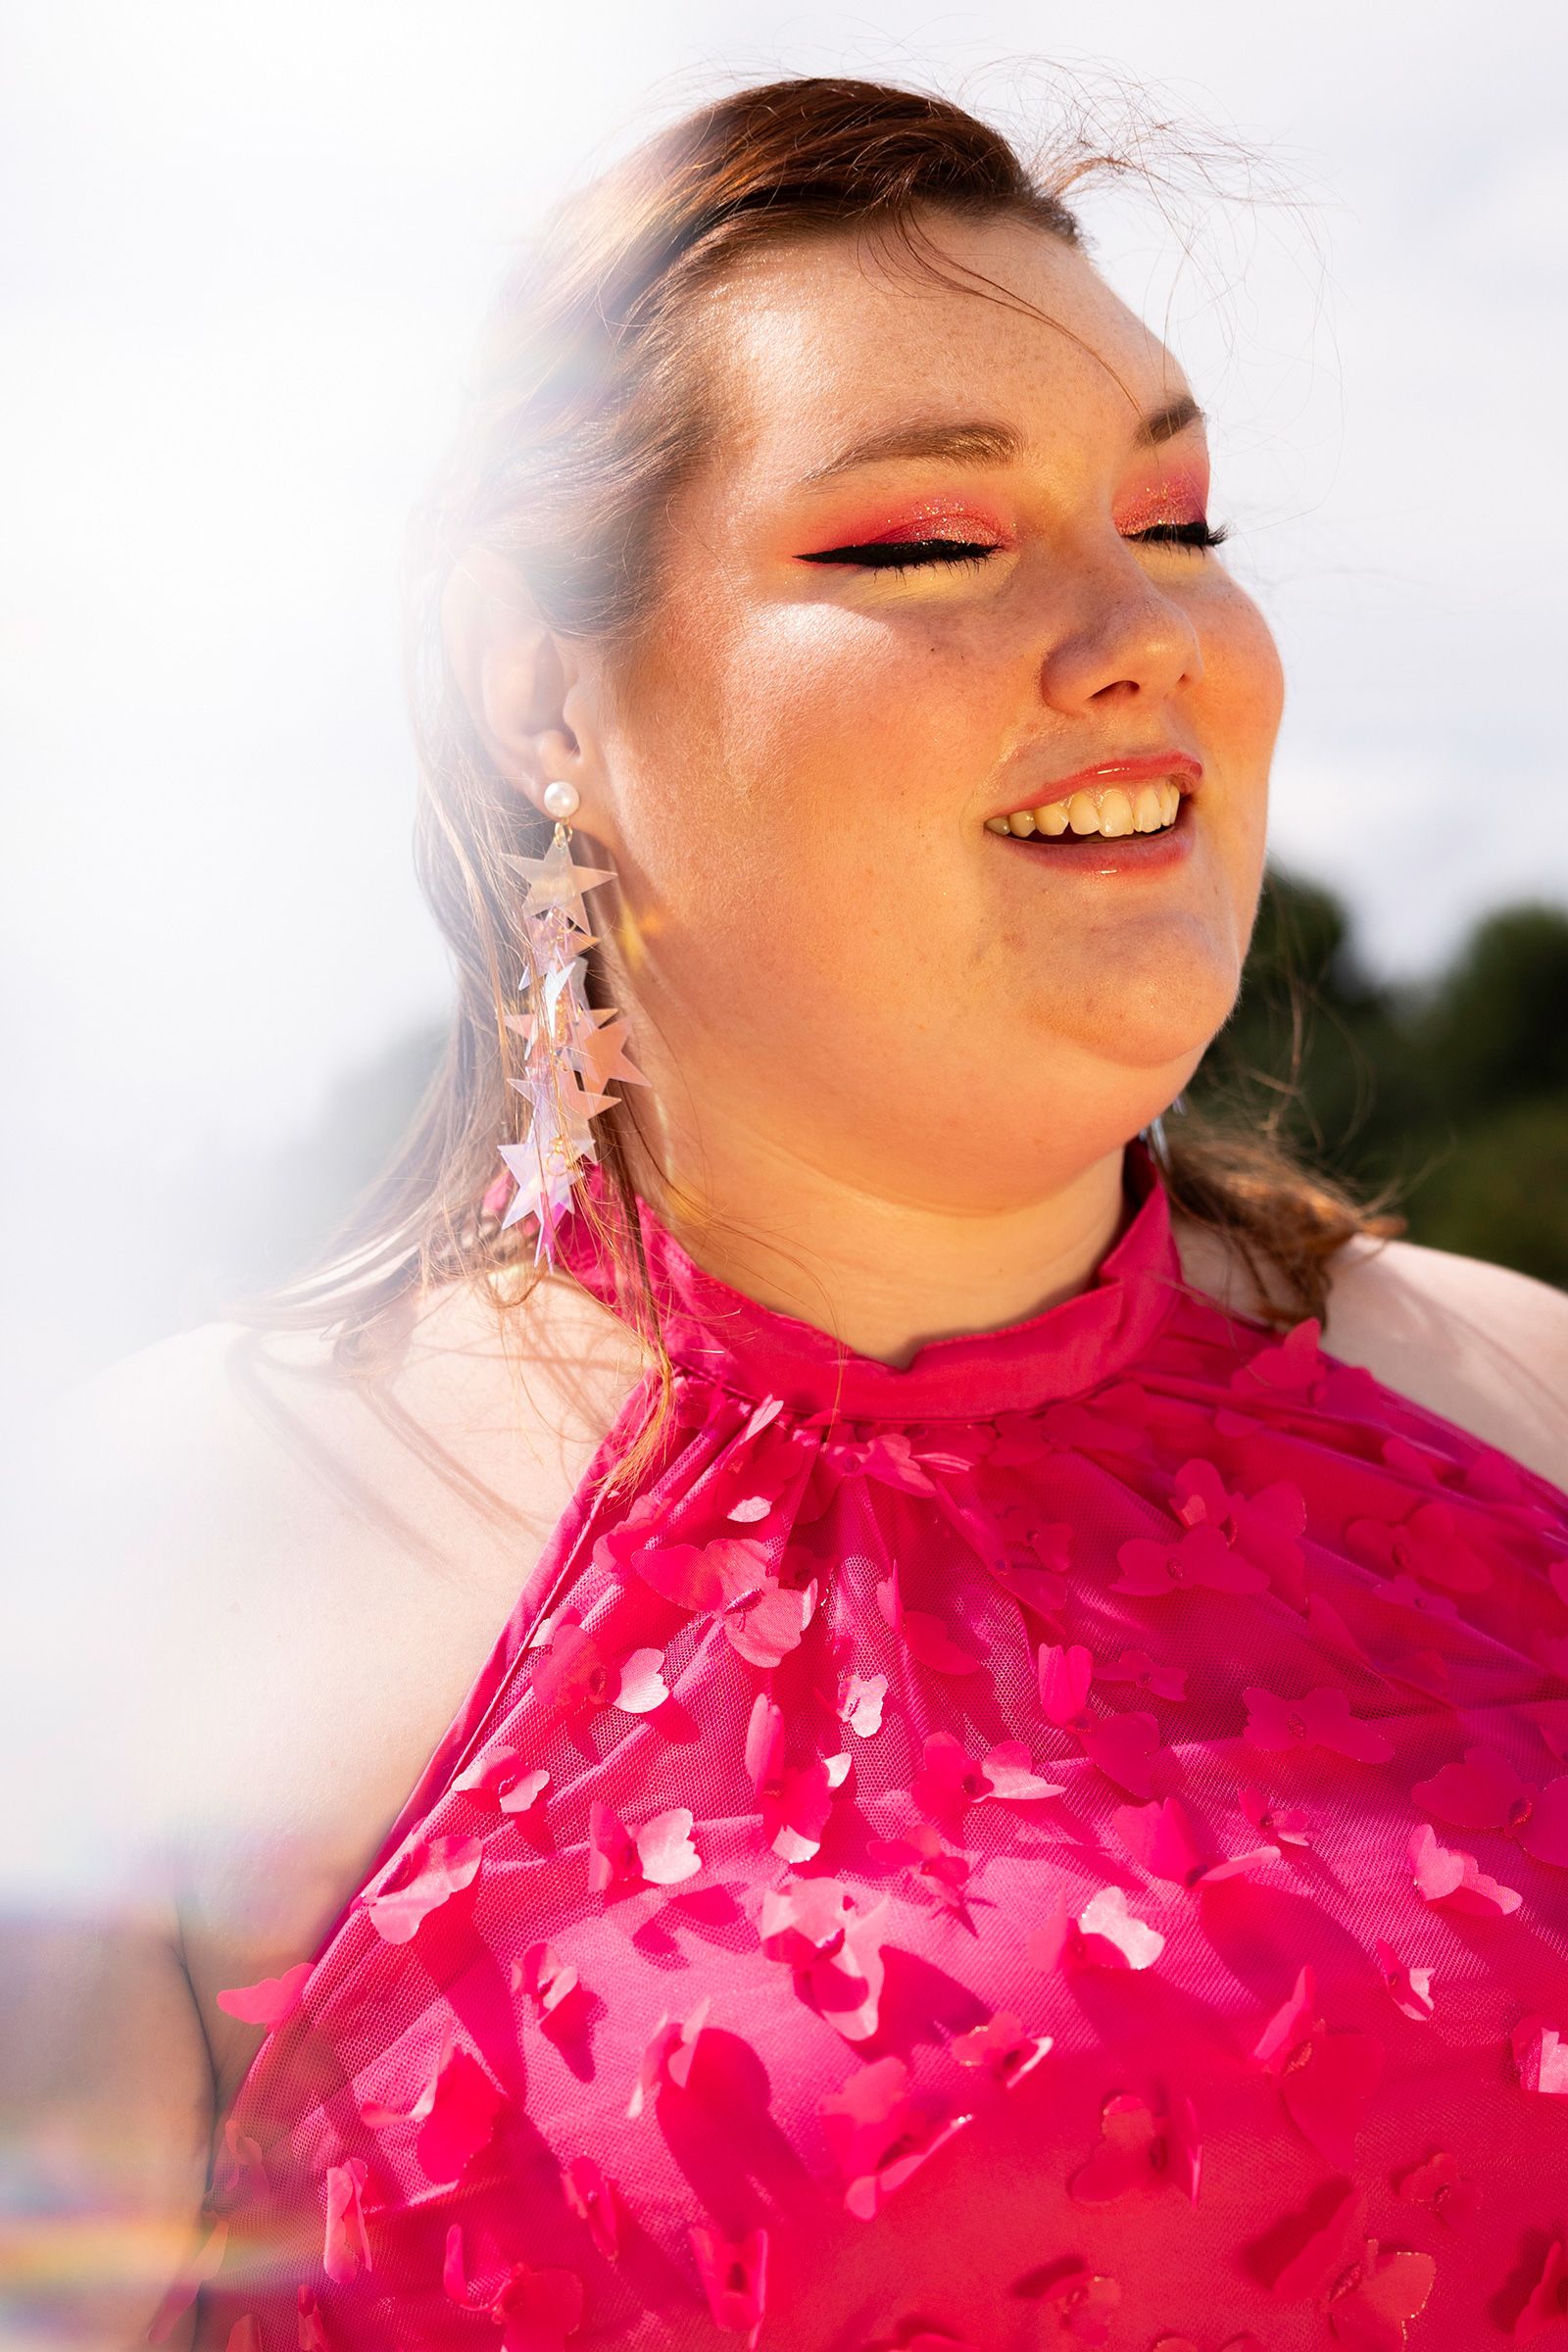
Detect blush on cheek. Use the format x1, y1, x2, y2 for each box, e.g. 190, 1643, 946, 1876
1112, 466, 1210, 535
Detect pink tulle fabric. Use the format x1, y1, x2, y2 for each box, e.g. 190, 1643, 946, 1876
190, 1151, 1568, 2352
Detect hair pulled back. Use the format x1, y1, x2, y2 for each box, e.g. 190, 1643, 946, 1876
235, 74, 1389, 1482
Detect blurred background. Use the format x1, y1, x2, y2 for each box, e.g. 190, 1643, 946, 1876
3, 0, 1565, 1423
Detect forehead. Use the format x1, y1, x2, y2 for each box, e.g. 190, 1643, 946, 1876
702, 211, 1188, 481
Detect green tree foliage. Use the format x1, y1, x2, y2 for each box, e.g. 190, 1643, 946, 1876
1190, 873, 1568, 1289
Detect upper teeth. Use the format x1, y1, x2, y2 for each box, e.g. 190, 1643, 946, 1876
985, 781, 1182, 839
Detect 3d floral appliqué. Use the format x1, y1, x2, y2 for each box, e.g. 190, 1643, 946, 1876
1251, 1964, 1384, 2169
627, 1997, 710, 2118
1243, 1684, 1395, 1764
1115, 1521, 1269, 1598
837, 1668, 888, 1736
950, 2009, 1054, 2087
819, 2055, 971, 2219
456, 1748, 551, 1814
1393, 2149, 1480, 2229
588, 1799, 702, 1890
1515, 2240, 1568, 2341
612, 1532, 817, 1668
360, 2031, 504, 2181
760, 1878, 889, 2040
1172, 1455, 1308, 1607
322, 2157, 371, 2284
746, 1691, 850, 1862
1030, 1884, 1165, 1973
908, 1728, 1063, 1824
1410, 1745, 1568, 1866
1511, 2014, 1568, 2094
1038, 1641, 1162, 1797
1408, 1823, 1522, 1916
1345, 1499, 1493, 1596
366, 1835, 484, 1943
444, 2223, 584, 2352
1068, 2089, 1200, 2206
563, 2155, 620, 2259
1373, 1937, 1435, 2023
215, 1962, 313, 2030
1325, 2238, 1437, 2347
1113, 1794, 1274, 1890
689, 2224, 768, 2345
512, 1941, 579, 2022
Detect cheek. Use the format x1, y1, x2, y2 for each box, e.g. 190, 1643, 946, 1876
607, 598, 1017, 1119
1204, 583, 1286, 762
601, 599, 932, 1014
1195, 583, 1285, 888
722, 602, 989, 808
623, 592, 989, 901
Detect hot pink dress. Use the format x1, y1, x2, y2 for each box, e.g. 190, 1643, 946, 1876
190, 1152, 1568, 2352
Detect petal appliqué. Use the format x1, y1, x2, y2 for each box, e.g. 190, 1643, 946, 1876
1408, 1823, 1522, 1916
366, 1836, 484, 1944
689, 2223, 768, 2343
321, 2156, 371, 2284
214, 1962, 312, 2031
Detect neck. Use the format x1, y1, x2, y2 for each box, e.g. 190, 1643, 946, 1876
623, 1119, 1133, 1367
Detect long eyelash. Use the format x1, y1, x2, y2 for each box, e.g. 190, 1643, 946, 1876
1133, 518, 1230, 550
798, 538, 998, 572
801, 517, 1231, 573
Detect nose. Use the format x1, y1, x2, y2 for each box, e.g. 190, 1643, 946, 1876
1035, 539, 1204, 712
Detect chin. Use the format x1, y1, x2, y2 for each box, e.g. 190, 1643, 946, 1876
1094, 986, 1236, 1074
1042, 932, 1243, 1076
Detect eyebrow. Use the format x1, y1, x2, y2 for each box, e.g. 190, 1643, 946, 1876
799, 393, 1205, 485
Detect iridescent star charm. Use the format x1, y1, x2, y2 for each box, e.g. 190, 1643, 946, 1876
492, 823, 647, 1264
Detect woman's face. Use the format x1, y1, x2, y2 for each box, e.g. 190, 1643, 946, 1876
580, 208, 1285, 1208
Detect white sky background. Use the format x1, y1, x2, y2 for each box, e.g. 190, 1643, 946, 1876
2, 0, 1564, 1405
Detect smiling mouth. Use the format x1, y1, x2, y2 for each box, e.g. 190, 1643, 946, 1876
984, 778, 1185, 842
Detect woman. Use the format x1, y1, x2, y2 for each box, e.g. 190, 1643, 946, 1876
10, 74, 1567, 2352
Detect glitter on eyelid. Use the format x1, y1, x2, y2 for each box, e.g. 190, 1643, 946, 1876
1114, 468, 1210, 536
811, 496, 1009, 548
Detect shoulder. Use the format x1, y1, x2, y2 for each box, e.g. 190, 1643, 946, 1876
1317, 1234, 1568, 1485
2, 1268, 645, 1950
1173, 1212, 1568, 1489
0, 1280, 646, 2316
10, 1260, 645, 1604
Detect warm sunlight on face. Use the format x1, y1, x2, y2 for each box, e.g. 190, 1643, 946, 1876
587, 209, 1286, 1209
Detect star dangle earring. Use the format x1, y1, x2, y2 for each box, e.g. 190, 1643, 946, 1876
489, 777, 648, 1266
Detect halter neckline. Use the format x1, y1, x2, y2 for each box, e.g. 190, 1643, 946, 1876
554, 1143, 1182, 1421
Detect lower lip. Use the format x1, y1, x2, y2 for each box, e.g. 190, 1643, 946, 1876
985, 796, 1197, 874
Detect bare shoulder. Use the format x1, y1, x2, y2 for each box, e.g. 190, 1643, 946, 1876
1317, 1234, 1568, 1483
1174, 1213, 1568, 1488
0, 1270, 646, 2330
3, 1266, 646, 2099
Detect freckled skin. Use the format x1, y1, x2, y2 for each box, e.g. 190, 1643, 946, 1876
577, 210, 1285, 1213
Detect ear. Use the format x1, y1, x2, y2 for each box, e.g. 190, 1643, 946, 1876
439, 545, 607, 830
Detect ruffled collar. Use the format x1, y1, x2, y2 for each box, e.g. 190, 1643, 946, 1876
555, 1143, 1184, 1423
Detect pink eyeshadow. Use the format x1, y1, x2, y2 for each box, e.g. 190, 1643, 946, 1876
810, 497, 1010, 547
1113, 466, 1210, 535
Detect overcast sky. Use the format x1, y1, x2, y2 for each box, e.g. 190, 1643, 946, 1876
3, 0, 1564, 1398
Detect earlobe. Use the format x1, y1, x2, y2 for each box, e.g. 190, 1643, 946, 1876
440, 546, 573, 806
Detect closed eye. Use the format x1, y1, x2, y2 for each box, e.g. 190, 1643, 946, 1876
798, 517, 1229, 572
797, 537, 998, 572
1134, 518, 1230, 551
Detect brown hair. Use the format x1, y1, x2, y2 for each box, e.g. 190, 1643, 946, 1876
230, 74, 1392, 1488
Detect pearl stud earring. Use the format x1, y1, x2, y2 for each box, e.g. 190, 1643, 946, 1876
542, 779, 580, 820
